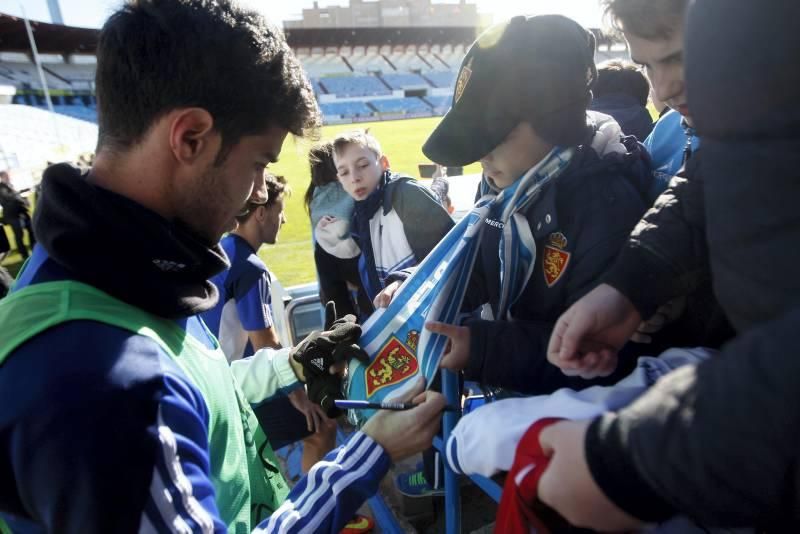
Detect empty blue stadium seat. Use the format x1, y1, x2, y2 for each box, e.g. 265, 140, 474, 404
380, 73, 430, 90
309, 78, 326, 95
368, 97, 431, 114
319, 76, 390, 98
425, 71, 456, 89
425, 95, 451, 114
51, 104, 98, 123
319, 100, 374, 118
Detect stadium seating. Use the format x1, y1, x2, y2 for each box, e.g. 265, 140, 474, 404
386, 52, 431, 72
347, 52, 393, 73
433, 44, 467, 69
297, 54, 351, 77
319, 100, 374, 119
319, 76, 391, 98
380, 72, 430, 90
51, 104, 97, 123
0, 61, 69, 90
0, 40, 473, 127
369, 97, 431, 114
0, 55, 94, 91
309, 78, 326, 95
44, 62, 95, 88
0, 104, 97, 171
425, 95, 451, 114
424, 71, 456, 89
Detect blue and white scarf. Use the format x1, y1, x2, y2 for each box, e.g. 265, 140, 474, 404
346, 147, 574, 423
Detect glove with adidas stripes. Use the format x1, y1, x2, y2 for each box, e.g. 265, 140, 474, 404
291, 301, 369, 417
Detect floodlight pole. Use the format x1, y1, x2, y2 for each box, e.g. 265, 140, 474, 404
20, 3, 65, 163
21, 4, 55, 115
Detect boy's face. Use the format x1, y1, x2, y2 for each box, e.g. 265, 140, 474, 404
626, 24, 692, 125
480, 122, 553, 189
334, 144, 387, 201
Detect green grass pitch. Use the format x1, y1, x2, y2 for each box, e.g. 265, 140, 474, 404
0, 116, 480, 286
262, 116, 480, 287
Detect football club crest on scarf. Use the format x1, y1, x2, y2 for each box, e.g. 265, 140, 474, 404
365, 336, 419, 396
346, 147, 574, 425
543, 232, 570, 287
454, 57, 473, 103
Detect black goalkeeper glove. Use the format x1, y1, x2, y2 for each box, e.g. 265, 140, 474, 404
291, 301, 369, 417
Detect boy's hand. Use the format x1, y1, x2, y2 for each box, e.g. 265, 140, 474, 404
537, 420, 643, 530
373, 280, 401, 308
426, 321, 470, 371
362, 377, 446, 462
547, 284, 641, 378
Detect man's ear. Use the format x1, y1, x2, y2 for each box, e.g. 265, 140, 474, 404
379, 154, 390, 171
168, 108, 218, 166
254, 204, 268, 222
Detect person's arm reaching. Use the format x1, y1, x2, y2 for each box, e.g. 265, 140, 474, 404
248, 326, 281, 350
539, 307, 800, 530
260, 377, 445, 532
3, 325, 446, 533
434, 226, 643, 392
230, 346, 302, 404
431, 316, 632, 395
549, 158, 712, 378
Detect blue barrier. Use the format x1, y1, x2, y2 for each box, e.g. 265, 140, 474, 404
434, 369, 503, 534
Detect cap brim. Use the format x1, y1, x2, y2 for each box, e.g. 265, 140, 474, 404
423, 104, 503, 167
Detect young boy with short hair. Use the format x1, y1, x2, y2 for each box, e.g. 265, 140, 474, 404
389, 14, 655, 496
414, 14, 653, 396
332, 129, 454, 306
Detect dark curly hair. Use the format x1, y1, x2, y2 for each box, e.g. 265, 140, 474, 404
95, 0, 321, 160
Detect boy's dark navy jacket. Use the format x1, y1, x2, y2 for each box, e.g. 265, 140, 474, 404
463, 121, 654, 394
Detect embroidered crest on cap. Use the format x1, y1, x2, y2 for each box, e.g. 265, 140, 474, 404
543, 232, 570, 287
365, 336, 419, 396
454, 56, 473, 104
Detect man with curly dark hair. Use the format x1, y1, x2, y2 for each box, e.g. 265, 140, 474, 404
0, 1, 445, 532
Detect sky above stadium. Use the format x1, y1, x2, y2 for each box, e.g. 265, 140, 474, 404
1, 0, 604, 29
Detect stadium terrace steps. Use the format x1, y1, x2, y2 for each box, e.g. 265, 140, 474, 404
379, 73, 430, 90
0, 104, 97, 171
422, 71, 456, 89
319, 100, 375, 119
369, 97, 431, 114
319, 75, 392, 98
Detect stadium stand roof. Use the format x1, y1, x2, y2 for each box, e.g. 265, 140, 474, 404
286, 26, 617, 51
0, 13, 98, 54
285, 26, 479, 49
0, 15, 617, 57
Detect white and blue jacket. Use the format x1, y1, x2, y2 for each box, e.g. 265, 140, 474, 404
351, 171, 454, 301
